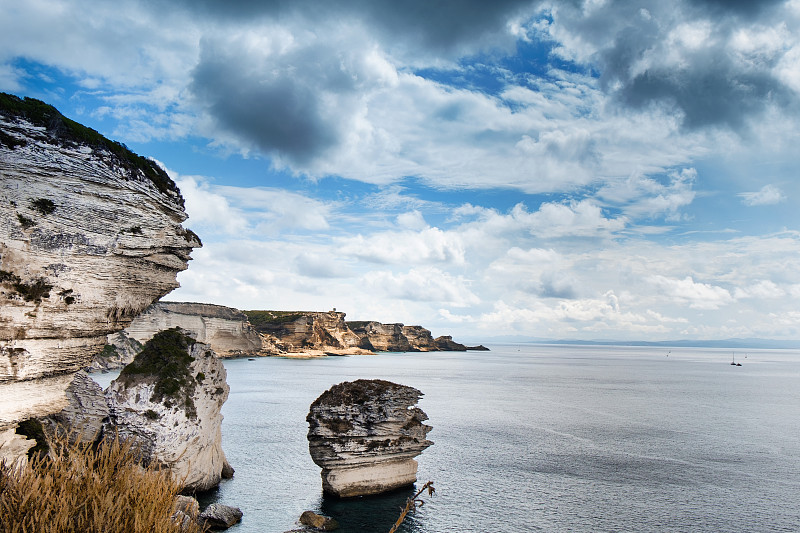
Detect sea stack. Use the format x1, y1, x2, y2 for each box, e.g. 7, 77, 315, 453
306, 379, 433, 497
105, 328, 232, 492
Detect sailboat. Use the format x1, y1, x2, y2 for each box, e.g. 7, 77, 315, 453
731, 352, 742, 366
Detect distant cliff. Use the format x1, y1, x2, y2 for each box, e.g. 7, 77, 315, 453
0, 93, 198, 463
95, 304, 483, 369
125, 302, 263, 357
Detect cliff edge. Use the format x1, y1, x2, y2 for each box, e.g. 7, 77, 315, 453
0, 93, 199, 462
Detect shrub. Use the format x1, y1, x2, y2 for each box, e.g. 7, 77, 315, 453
16, 213, 34, 229
0, 436, 202, 533
119, 328, 198, 419
0, 92, 181, 203
30, 198, 56, 215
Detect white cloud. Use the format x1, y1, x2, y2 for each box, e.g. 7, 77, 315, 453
363, 267, 479, 307
338, 227, 465, 265
174, 176, 249, 236
646, 275, 734, 310
738, 184, 787, 206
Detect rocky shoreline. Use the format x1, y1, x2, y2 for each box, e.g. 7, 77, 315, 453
88, 301, 488, 372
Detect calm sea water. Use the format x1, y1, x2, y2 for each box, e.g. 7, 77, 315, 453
96, 344, 800, 532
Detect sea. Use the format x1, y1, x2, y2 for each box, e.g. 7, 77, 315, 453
94, 344, 800, 532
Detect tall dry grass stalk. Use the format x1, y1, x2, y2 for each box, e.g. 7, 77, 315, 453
388, 481, 435, 533
0, 435, 202, 533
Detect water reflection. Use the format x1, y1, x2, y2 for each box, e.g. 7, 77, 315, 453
314, 485, 422, 533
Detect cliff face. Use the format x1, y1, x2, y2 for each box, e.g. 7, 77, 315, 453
246, 310, 367, 355
307, 379, 433, 497
125, 302, 263, 358
0, 95, 198, 462
105, 329, 232, 492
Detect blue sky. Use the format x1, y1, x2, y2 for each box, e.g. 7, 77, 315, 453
2, 0, 799, 342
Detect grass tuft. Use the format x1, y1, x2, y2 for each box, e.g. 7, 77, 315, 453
0, 435, 202, 533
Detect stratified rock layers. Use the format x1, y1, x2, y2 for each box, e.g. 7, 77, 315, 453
105, 329, 231, 492
125, 301, 263, 357
307, 379, 432, 497
0, 100, 197, 462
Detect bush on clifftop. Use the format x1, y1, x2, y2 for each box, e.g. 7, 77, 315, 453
119, 328, 200, 418
0, 92, 181, 202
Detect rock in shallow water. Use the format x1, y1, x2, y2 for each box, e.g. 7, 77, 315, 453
199, 503, 243, 530
299, 510, 339, 530
306, 379, 433, 498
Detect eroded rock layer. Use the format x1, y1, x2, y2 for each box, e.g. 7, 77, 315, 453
307, 379, 432, 497
125, 301, 263, 358
105, 329, 231, 492
0, 95, 197, 461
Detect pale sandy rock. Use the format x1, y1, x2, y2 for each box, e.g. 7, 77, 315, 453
307, 379, 433, 497
249, 310, 367, 355
0, 103, 197, 463
348, 322, 411, 352
402, 325, 438, 351
105, 330, 231, 492
0, 427, 36, 467
299, 510, 339, 530
125, 302, 263, 358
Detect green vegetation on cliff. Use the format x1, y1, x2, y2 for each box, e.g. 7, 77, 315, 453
0, 92, 181, 202
243, 310, 306, 328
119, 328, 201, 418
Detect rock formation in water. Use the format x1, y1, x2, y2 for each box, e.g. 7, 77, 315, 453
125, 301, 264, 358
348, 321, 472, 352
105, 328, 232, 492
0, 94, 198, 463
306, 379, 433, 497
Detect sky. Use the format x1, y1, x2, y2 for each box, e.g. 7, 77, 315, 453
2, 0, 799, 343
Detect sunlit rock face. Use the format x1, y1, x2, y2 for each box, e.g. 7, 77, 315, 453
307, 379, 433, 498
248, 310, 367, 354
105, 329, 231, 493
348, 322, 412, 352
0, 96, 198, 462
125, 302, 263, 358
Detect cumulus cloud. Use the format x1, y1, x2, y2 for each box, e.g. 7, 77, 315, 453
738, 184, 786, 205
598, 167, 697, 221
542, 0, 799, 132
364, 267, 480, 307
647, 275, 734, 309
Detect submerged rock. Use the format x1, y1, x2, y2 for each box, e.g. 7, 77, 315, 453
105, 328, 232, 492
306, 379, 433, 498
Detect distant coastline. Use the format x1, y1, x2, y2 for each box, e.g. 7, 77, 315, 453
475, 337, 800, 350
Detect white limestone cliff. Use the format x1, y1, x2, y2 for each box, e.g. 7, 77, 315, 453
306, 379, 433, 497
105, 329, 231, 492
125, 301, 263, 358
0, 97, 198, 463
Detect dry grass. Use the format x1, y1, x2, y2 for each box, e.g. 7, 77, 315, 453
0, 436, 203, 533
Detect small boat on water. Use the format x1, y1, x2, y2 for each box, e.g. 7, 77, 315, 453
731, 352, 742, 366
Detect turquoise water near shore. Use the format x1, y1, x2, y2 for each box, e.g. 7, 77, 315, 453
96, 344, 800, 532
